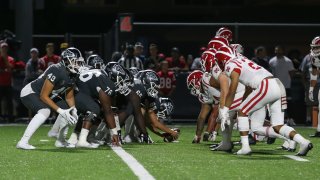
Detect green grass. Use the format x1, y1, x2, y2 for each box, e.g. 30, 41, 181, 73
0, 125, 319, 180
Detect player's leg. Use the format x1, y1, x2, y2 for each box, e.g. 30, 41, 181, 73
17, 94, 51, 149
75, 93, 100, 148
205, 105, 218, 142
311, 89, 320, 137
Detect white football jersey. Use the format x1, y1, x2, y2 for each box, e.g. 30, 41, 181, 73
224, 56, 272, 89
201, 72, 221, 104
211, 64, 246, 93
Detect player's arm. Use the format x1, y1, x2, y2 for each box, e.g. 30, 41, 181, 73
225, 71, 240, 108
65, 87, 75, 107
195, 103, 212, 138
40, 79, 60, 111
146, 109, 178, 139
309, 67, 318, 101
98, 89, 120, 146
127, 91, 148, 135
216, 73, 229, 108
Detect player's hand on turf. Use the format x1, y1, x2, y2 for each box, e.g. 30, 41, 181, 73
111, 134, 121, 146
219, 107, 230, 132
309, 88, 314, 101
192, 135, 201, 143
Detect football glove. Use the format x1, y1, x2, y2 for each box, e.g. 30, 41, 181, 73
219, 107, 230, 132
57, 107, 77, 125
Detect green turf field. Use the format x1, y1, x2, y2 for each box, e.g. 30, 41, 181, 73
0, 125, 319, 180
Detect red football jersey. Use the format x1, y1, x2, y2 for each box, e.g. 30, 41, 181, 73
157, 70, 176, 95
0, 56, 15, 86
41, 54, 61, 69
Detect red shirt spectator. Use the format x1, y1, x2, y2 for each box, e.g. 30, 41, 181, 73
40, 43, 61, 69
157, 61, 176, 97
0, 43, 15, 86
165, 47, 188, 71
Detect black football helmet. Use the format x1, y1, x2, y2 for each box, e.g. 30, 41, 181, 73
139, 70, 160, 98
105, 62, 133, 96
157, 97, 174, 120
129, 67, 141, 77
61, 47, 85, 74
86, 54, 105, 70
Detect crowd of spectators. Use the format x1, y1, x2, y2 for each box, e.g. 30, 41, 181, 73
0, 39, 314, 124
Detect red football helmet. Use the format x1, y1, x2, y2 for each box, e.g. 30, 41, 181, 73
230, 44, 244, 54
216, 27, 233, 42
207, 36, 230, 51
187, 70, 203, 96
200, 49, 217, 73
215, 46, 235, 70
310, 36, 320, 67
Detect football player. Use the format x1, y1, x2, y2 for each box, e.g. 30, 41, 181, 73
17, 47, 83, 150
308, 36, 320, 137
216, 45, 312, 156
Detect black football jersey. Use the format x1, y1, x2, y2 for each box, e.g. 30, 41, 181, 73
30, 63, 76, 99
132, 78, 157, 110
76, 69, 116, 100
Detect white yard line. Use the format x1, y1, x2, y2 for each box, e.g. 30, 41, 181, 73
283, 155, 309, 162
110, 146, 155, 180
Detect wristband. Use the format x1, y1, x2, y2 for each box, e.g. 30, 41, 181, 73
110, 128, 117, 135
57, 108, 63, 114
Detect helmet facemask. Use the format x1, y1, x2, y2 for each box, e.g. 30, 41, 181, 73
114, 75, 132, 96
146, 81, 159, 98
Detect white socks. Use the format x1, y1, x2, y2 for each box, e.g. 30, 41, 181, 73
20, 108, 50, 143
241, 135, 249, 148
51, 114, 64, 134
78, 128, 89, 143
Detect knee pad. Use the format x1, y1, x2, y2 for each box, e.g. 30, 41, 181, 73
279, 125, 295, 138
84, 111, 100, 123
238, 116, 249, 132
37, 108, 51, 119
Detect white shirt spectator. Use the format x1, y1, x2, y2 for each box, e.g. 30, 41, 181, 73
269, 56, 294, 88
190, 57, 202, 70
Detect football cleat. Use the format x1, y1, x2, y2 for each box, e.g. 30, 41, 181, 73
76, 141, 99, 148
211, 142, 233, 152
235, 148, 252, 155
296, 142, 313, 156
209, 143, 220, 149
192, 135, 201, 144
208, 131, 217, 142
309, 131, 320, 137
55, 140, 75, 148
16, 141, 36, 150
203, 132, 209, 142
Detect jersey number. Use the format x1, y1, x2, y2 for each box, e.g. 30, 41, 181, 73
79, 71, 101, 82
160, 77, 172, 89
47, 73, 56, 82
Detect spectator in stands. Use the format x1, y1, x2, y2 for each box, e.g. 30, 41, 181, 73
0, 42, 15, 122
288, 49, 302, 69
299, 53, 313, 125
186, 54, 194, 70
144, 43, 163, 71
269, 45, 296, 125
118, 44, 144, 70
40, 43, 60, 69
191, 46, 206, 70
134, 42, 146, 63
157, 61, 176, 97
165, 47, 188, 72
23, 48, 45, 85
252, 46, 271, 72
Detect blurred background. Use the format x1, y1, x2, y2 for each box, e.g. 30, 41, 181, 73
1, 0, 320, 124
